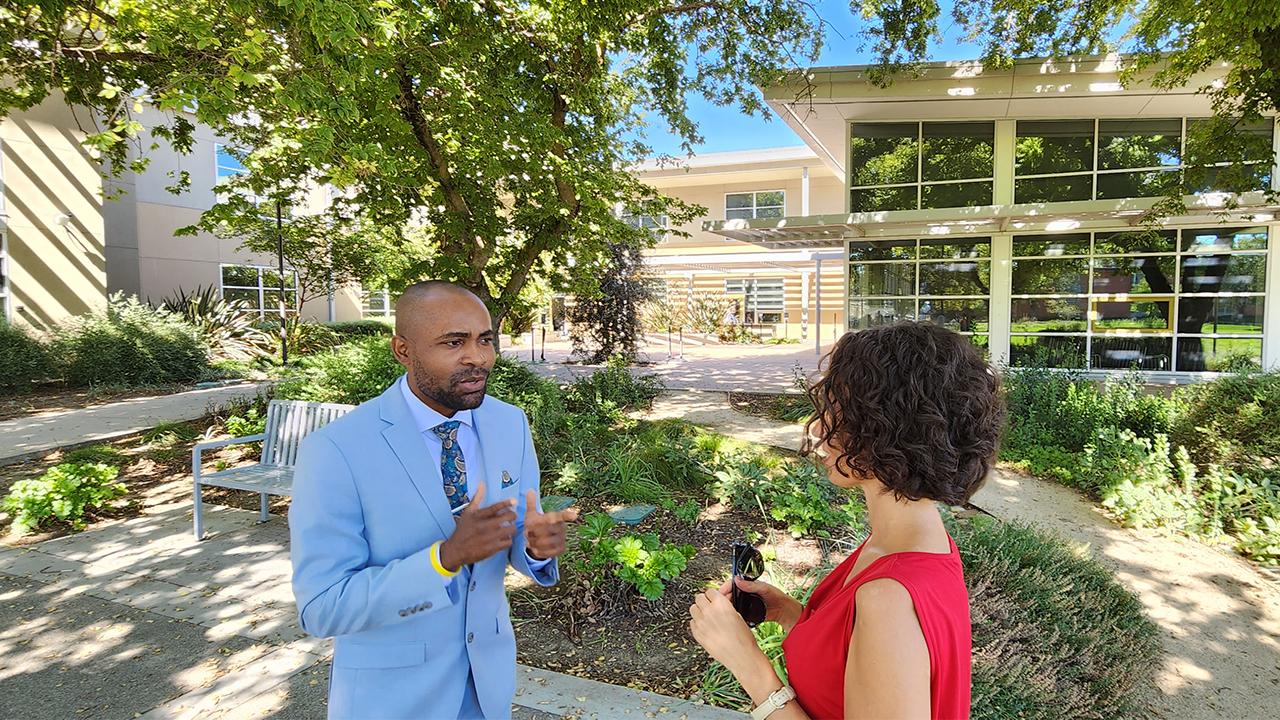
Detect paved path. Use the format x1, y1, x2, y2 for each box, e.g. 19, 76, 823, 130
0, 383, 272, 466
0, 498, 744, 719
505, 338, 823, 393
648, 390, 1280, 720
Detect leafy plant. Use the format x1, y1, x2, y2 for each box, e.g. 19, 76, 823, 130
570, 512, 695, 601
260, 317, 343, 358
225, 407, 268, 437
63, 445, 126, 466
160, 285, 272, 360
0, 321, 54, 390
3, 462, 126, 534
52, 293, 209, 387
674, 499, 702, 525
325, 320, 394, 337
274, 336, 404, 404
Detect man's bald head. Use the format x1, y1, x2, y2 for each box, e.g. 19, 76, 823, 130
394, 281, 485, 336
390, 280, 496, 417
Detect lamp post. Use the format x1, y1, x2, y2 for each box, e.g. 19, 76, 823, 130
276, 199, 288, 366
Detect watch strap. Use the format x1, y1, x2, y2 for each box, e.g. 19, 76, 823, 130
750, 685, 797, 720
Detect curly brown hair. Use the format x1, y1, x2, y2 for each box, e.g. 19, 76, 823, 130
803, 322, 1005, 505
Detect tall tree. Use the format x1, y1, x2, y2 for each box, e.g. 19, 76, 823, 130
0, 1, 823, 331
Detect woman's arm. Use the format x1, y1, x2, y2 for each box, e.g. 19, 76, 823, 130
844, 578, 931, 720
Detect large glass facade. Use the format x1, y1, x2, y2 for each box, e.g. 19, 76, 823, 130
846, 238, 991, 348
850, 122, 995, 212
1009, 227, 1268, 371
1015, 117, 1275, 204
221, 264, 299, 318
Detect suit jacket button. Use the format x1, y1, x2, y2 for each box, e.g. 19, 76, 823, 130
399, 610, 408, 617
424, 602, 432, 610
469, 580, 477, 592
467, 632, 475, 643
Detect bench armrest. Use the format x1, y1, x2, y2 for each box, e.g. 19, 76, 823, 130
193, 433, 267, 468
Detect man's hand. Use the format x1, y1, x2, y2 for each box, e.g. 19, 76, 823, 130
524, 489, 579, 560
439, 484, 516, 572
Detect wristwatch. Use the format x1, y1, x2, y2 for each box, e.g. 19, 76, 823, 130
750, 685, 796, 720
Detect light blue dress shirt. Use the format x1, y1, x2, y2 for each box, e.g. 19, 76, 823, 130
397, 377, 552, 576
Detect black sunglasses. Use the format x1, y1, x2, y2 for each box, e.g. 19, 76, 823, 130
731, 542, 766, 627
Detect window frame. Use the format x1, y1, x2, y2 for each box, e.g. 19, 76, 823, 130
1008, 227, 1268, 371
1013, 117, 1275, 204
724, 277, 786, 323
362, 289, 393, 318
848, 121, 997, 212
219, 263, 300, 319
0, 228, 9, 324
845, 238, 992, 342
724, 190, 786, 221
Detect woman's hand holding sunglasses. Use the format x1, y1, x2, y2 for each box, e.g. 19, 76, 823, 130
719, 576, 803, 634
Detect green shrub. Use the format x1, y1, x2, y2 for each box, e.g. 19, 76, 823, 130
64, 445, 126, 466
52, 294, 208, 387
959, 518, 1161, 720
161, 285, 272, 360
570, 512, 695, 601
674, 498, 702, 524
225, 407, 268, 437
0, 321, 55, 390
325, 320, 394, 337
274, 336, 402, 404
3, 462, 126, 533
142, 421, 201, 447
1171, 371, 1280, 471
262, 317, 343, 357
1081, 429, 1197, 530
564, 356, 663, 417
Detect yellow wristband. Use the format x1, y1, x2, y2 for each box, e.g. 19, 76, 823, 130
430, 541, 459, 578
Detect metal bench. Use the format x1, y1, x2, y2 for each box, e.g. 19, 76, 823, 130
191, 399, 354, 539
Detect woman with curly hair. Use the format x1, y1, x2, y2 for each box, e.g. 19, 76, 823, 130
689, 322, 1005, 720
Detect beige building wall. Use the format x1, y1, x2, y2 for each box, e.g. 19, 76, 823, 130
639, 149, 847, 340
1, 96, 107, 330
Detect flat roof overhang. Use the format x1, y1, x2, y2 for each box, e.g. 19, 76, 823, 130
704, 192, 1280, 249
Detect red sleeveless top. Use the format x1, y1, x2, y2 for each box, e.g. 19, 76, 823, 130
781, 535, 972, 719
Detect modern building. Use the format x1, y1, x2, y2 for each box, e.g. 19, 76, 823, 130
652, 57, 1279, 375
0, 95, 367, 331
635, 147, 848, 342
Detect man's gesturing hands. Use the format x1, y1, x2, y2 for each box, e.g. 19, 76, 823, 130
438, 484, 579, 572
524, 489, 579, 560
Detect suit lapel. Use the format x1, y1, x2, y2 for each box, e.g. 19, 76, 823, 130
471, 399, 505, 498
378, 382, 456, 539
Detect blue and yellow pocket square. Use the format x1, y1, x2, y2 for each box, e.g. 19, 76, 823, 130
501, 470, 517, 488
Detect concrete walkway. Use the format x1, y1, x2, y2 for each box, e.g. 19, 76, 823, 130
0, 383, 272, 466
0, 497, 744, 719
649, 390, 1280, 720
505, 338, 822, 393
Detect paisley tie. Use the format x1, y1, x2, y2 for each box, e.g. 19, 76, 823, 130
431, 420, 470, 512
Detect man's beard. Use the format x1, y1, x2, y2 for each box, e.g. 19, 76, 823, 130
412, 358, 489, 412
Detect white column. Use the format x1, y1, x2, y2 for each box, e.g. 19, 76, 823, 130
802, 166, 810, 216
988, 234, 1013, 366
1263, 223, 1280, 370
801, 270, 811, 339
815, 257, 823, 356
993, 119, 1016, 205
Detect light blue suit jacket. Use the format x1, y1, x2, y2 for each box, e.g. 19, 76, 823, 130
289, 381, 558, 719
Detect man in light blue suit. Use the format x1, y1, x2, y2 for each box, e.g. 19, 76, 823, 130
290, 281, 578, 719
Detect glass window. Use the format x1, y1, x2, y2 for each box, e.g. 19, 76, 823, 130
725, 278, 785, 324
850, 121, 994, 211
846, 238, 990, 344
1097, 119, 1181, 170
0, 230, 9, 323
215, 144, 248, 180
1015, 117, 1271, 203
363, 290, 392, 318
725, 191, 785, 220
1016, 120, 1094, 175
219, 264, 299, 318
1010, 227, 1267, 372
849, 263, 915, 297
850, 123, 917, 187
848, 299, 915, 330
621, 211, 668, 232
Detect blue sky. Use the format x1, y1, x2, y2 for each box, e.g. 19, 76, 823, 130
638, 0, 985, 156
